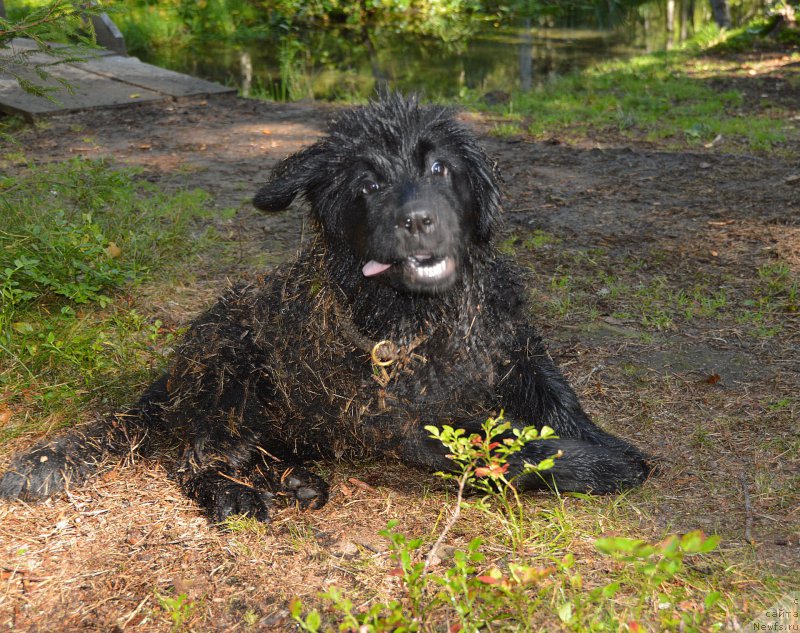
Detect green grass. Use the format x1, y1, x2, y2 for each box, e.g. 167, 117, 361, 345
288, 418, 768, 632
502, 230, 797, 336
0, 158, 215, 442
475, 29, 800, 153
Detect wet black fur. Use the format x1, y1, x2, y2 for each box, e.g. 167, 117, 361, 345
0, 95, 650, 522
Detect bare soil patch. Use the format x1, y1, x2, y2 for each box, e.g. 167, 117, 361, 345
1, 90, 798, 630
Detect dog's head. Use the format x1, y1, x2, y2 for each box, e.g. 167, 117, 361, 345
253, 94, 502, 294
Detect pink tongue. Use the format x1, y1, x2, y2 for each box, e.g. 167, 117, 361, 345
362, 260, 392, 277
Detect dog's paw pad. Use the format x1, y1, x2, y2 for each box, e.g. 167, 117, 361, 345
0, 445, 75, 501
211, 484, 273, 523
278, 469, 329, 510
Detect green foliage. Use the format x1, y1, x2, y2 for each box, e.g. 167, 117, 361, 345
596, 530, 721, 577
1, 212, 128, 308
0, 158, 207, 317
593, 531, 723, 629
482, 35, 796, 152
427, 415, 557, 551
426, 414, 557, 493
290, 521, 548, 632
0, 158, 212, 441
156, 591, 195, 631
288, 415, 729, 631
289, 416, 560, 631
116, 0, 482, 48
707, 11, 800, 53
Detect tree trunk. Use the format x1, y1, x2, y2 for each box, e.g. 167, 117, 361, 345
358, 0, 389, 87
680, 0, 695, 41
666, 0, 676, 49
519, 17, 533, 92
709, 0, 732, 28
240, 51, 252, 98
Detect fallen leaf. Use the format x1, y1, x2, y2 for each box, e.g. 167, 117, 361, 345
12, 322, 34, 334
0, 406, 11, 427
331, 540, 359, 558
699, 162, 712, 169
704, 374, 721, 385
785, 174, 800, 183
710, 250, 718, 257
106, 242, 122, 258
129, 93, 141, 99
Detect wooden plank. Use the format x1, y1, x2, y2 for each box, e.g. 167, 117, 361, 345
0, 39, 235, 119
76, 55, 236, 97
6, 37, 117, 57
0, 52, 167, 119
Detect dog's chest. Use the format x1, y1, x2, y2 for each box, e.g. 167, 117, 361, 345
266, 312, 500, 459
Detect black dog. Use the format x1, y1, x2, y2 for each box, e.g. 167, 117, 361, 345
0, 95, 649, 522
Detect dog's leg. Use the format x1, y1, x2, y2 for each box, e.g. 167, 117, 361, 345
392, 419, 647, 495
510, 439, 650, 493
175, 431, 328, 523
248, 454, 329, 511
0, 375, 169, 501
180, 466, 274, 523
495, 343, 650, 493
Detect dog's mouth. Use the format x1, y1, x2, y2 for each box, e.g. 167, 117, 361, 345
363, 254, 457, 288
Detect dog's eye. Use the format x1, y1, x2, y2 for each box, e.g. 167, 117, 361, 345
361, 181, 380, 196
431, 161, 448, 177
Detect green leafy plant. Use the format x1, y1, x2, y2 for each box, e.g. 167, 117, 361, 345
288, 412, 730, 631
593, 531, 723, 629
290, 520, 555, 632
156, 591, 195, 631
0, 158, 212, 440
289, 416, 560, 631
1, 212, 127, 308
426, 414, 558, 553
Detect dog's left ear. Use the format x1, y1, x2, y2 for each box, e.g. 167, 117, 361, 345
465, 146, 503, 243
253, 144, 324, 212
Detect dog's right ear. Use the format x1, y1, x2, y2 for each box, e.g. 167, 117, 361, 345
253, 144, 323, 212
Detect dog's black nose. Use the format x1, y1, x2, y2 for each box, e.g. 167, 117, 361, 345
401, 209, 435, 235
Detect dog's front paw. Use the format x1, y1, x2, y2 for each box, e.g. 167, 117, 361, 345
0, 439, 93, 501
277, 466, 329, 510
206, 481, 274, 524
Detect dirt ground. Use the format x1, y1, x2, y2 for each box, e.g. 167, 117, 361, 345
0, 70, 798, 631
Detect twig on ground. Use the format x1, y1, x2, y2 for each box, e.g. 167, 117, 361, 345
740, 471, 754, 545
424, 470, 468, 573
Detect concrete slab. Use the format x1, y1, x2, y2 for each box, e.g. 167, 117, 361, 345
0, 39, 236, 120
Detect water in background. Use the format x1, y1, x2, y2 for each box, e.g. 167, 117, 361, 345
136, 22, 644, 100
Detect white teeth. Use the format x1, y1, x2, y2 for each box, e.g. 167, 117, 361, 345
416, 258, 447, 279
